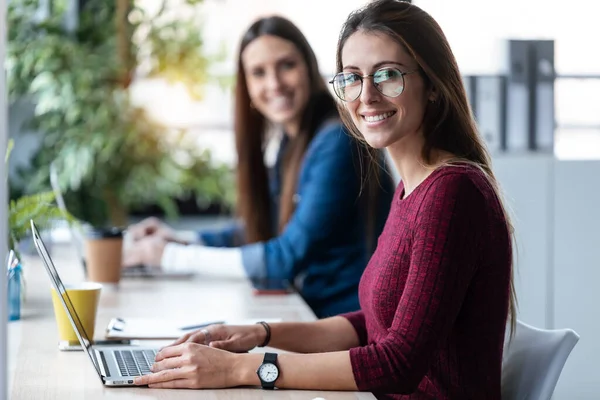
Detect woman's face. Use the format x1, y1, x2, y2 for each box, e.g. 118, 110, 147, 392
340, 30, 430, 149
242, 35, 311, 135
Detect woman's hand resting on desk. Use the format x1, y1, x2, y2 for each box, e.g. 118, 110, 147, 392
134, 324, 267, 388
134, 343, 246, 388
127, 217, 177, 242
122, 235, 167, 268
170, 323, 267, 352
126, 217, 199, 246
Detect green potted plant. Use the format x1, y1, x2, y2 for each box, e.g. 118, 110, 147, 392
7, 0, 234, 230
6, 140, 74, 320
7, 141, 71, 258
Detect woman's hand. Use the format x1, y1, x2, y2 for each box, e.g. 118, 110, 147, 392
168, 324, 267, 353
122, 235, 168, 268
127, 217, 176, 242
134, 343, 254, 389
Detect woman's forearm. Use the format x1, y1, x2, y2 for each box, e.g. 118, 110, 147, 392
267, 316, 360, 353
161, 243, 246, 278
234, 351, 358, 391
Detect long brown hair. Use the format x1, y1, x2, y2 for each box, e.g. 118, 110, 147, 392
235, 16, 339, 243
335, 0, 517, 334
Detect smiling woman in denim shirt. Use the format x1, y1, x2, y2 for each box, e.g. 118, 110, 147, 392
123, 16, 394, 318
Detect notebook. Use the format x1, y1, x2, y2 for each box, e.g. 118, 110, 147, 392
105, 317, 282, 340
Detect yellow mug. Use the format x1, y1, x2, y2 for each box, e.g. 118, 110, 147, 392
50, 283, 102, 342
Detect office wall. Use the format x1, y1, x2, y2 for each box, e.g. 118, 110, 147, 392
552, 161, 600, 399
416, 0, 600, 75
1, 0, 9, 397
493, 157, 600, 399
493, 154, 554, 329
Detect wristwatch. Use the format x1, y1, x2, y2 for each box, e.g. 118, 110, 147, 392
256, 352, 279, 389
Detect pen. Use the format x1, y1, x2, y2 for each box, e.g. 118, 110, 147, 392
179, 321, 225, 331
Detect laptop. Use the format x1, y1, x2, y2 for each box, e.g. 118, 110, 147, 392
31, 220, 162, 386
49, 163, 192, 279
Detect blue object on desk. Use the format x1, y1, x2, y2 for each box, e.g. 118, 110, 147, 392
179, 320, 225, 331
7, 264, 22, 321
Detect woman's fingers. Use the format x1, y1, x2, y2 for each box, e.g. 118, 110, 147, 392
169, 332, 193, 347
148, 379, 195, 389
151, 356, 183, 373
135, 343, 234, 389
166, 328, 211, 353
208, 339, 237, 351
129, 217, 162, 240
166, 325, 254, 355
154, 343, 187, 362
185, 330, 210, 345
134, 367, 185, 386
207, 340, 228, 349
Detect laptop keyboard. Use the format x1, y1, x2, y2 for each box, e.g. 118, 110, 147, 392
114, 350, 157, 377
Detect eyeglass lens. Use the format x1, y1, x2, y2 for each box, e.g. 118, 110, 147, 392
332, 68, 406, 101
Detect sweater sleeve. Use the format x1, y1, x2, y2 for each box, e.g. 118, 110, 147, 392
239, 124, 364, 280
348, 174, 488, 393
341, 310, 368, 346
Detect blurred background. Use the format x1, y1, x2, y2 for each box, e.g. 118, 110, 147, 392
5, 0, 599, 398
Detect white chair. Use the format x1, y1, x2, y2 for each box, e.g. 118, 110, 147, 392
501, 320, 580, 400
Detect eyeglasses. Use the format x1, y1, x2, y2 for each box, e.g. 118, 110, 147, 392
329, 67, 418, 102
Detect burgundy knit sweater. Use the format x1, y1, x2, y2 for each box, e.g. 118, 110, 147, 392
342, 164, 511, 400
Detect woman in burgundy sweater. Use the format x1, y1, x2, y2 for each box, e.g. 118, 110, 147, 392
134, 1, 516, 398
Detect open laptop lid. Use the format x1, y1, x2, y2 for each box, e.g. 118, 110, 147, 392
30, 220, 105, 382
49, 164, 87, 270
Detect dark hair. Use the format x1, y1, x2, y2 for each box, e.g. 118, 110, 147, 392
234, 16, 338, 243
335, 0, 516, 333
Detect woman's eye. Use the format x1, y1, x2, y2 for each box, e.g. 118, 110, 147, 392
379, 70, 392, 80
345, 74, 358, 84
375, 69, 401, 84
251, 68, 265, 78
280, 60, 297, 70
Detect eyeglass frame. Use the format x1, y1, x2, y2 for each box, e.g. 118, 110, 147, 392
328, 67, 419, 102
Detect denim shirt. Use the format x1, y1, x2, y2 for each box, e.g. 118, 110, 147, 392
200, 122, 394, 317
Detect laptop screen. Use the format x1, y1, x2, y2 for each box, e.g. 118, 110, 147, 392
31, 220, 104, 381
49, 164, 87, 271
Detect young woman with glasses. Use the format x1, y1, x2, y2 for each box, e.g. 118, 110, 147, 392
124, 16, 394, 318
134, 2, 516, 398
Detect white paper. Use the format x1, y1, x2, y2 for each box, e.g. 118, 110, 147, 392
105, 317, 282, 340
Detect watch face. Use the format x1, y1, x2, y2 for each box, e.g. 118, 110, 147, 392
258, 362, 279, 383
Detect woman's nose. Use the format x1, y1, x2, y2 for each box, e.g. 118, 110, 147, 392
265, 71, 283, 91
359, 78, 381, 104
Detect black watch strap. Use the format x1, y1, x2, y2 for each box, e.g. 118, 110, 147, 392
264, 352, 277, 364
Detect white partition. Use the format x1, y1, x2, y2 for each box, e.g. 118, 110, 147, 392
493, 154, 554, 329
552, 161, 600, 399
493, 157, 600, 398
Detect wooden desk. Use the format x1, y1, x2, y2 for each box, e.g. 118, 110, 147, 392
8, 244, 374, 399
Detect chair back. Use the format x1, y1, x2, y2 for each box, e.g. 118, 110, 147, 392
502, 320, 579, 400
